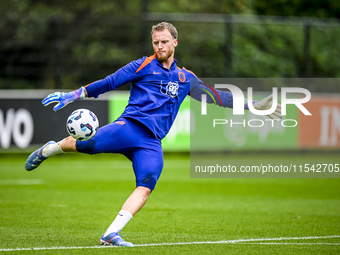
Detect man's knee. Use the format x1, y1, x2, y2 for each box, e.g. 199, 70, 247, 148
136, 186, 151, 196
74, 138, 96, 154
137, 174, 159, 192
133, 148, 163, 192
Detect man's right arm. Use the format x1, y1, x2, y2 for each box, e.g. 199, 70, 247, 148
42, 57, 146, 111
83, 57, 146, 98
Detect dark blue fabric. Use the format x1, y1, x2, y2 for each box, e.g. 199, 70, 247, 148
76, 118, 163, 191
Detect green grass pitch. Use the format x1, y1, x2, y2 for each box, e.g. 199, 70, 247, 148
0, 152, 339, 254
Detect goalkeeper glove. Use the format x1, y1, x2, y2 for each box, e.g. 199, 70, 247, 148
253, 94, 283, 120
42, 87, 86, 111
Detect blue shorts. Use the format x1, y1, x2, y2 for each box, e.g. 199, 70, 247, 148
76, 117, 163, 191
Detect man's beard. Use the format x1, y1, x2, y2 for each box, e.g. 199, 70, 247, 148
156, 49, 173, 62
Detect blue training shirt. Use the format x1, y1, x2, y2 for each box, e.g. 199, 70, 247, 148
85, 54, 235, 140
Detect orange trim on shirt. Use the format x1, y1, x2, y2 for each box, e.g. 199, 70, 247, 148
135, 54, 156, 73
183, 67, 198, 78
84, 81, 98, 88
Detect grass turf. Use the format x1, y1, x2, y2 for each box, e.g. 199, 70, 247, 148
0, 152, 339, 254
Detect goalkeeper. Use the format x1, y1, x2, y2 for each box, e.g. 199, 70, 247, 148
25, 22, 282, 247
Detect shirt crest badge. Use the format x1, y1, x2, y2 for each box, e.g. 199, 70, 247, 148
160, 81, 179, 98
178, 72, 186, 82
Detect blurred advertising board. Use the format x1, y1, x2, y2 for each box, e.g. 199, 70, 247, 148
190, 78, 340, 152
299, 96, 340, 149
0, 90, 108, 149
190, 96, 298, 151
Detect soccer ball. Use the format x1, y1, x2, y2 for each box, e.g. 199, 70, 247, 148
66, 109, 99, 141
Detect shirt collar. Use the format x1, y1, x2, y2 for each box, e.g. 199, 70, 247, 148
156, 58, 177, 70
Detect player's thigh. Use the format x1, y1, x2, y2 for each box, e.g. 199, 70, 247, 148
131, 148, 164, 191
76, 120, 136, 154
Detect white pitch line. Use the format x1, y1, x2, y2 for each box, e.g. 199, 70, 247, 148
0, 235, 339, 252
236, 243, 340, 246
0, 179, 43, 185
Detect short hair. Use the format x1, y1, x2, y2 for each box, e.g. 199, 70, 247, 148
151, 22, 178, 40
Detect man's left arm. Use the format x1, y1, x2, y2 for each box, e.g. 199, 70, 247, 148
189, 81, 282, 120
